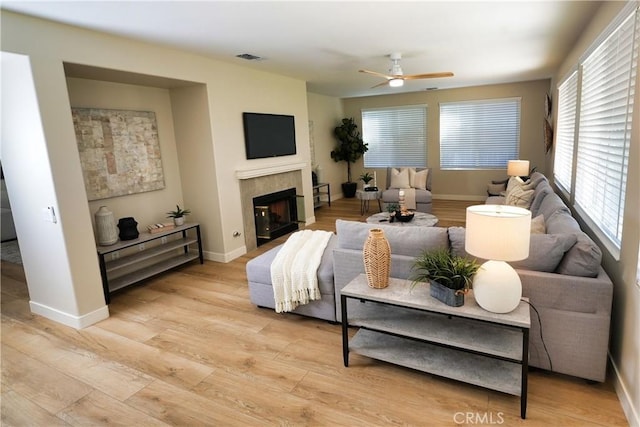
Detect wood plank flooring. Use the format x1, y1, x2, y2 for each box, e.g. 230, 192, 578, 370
1, 198, 628, 426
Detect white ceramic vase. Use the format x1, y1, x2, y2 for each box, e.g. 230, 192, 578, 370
95, 206, 118, 245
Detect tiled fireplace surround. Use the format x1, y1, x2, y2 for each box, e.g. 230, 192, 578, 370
238, 169, 303, 252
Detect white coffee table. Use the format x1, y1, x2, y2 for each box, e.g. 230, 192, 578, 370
366, 211, 438, 227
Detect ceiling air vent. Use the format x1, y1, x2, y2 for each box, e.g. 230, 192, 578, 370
236, 53, 264, 61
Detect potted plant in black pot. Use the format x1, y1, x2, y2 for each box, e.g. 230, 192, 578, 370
331, 118, 368, 198
410, 249, 480, 307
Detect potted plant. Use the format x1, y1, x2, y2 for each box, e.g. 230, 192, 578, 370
167, 204, 191, 226
385, 203, 399, 222
331, 118, 368, 198
410, 249, 480, 307
360, 171, 374, 189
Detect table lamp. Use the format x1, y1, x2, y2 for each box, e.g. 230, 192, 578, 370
507, 160, 530, 182
465, 205, 531, 313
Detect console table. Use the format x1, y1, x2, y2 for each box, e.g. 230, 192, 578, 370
97, 223, 203, 303
340, 274, 530, 419
313, 183, 331, 209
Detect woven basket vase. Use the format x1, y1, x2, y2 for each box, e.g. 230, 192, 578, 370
363, 228, 391, 289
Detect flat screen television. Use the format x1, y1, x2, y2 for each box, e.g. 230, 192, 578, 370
243, 112, 296, 159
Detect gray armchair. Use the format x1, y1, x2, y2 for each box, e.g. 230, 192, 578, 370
381, 167, 433, 213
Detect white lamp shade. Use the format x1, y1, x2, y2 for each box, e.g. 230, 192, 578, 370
507, 160, 530, 177
389, 78, 404, 87
465, 205, 531, 261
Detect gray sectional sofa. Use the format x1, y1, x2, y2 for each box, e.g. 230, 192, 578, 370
246, 172, 613, 382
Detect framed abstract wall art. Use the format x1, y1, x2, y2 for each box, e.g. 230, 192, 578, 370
72, 108, 165, 201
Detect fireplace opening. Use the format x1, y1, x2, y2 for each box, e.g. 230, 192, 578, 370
253, 188, 298, 246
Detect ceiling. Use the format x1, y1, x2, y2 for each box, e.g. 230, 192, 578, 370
2, 1, 602, 98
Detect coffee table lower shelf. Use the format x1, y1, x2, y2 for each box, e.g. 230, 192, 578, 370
350, 329, 522, 396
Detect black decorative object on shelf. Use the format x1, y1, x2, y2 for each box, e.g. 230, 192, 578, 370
117, 217, 139, 240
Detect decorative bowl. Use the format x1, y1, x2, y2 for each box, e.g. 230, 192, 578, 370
395, 210, 415, 222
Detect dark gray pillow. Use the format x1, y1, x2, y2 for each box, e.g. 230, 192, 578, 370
447, 227, 577, 272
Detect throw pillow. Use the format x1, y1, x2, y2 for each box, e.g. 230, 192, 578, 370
447, 227, 577, 272
530, 214, 545, 234
410, 168, 429, 190
389, 167, 410, 189
506, 185, 535, 208
487, 182, 506, 196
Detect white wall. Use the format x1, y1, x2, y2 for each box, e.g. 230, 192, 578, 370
1, 11, 313, 326
307, 92, 345, 199
1, 52, 108, 327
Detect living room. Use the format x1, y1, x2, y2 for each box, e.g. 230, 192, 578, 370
1, 1, 638, 425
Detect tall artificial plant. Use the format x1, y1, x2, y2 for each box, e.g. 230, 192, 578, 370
331, 118, 368, 183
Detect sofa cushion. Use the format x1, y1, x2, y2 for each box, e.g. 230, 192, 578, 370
537, 192, 571, 221
529, 180, 553, 217
555, 233, 603, 277
336, 219, 448, 257
448, 227, 577, 272
545, 212, 602, 277
389, 168, 410, 189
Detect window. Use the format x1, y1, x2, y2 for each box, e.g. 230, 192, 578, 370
440, 98, 521, 170
362, 106, 427, 168
553, 71, 578, 193
555, 5, 638, 252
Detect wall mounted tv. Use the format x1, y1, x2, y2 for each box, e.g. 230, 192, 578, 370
243, 112, 297, 160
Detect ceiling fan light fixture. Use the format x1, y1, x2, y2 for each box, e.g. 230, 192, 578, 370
389, 78, 404, 87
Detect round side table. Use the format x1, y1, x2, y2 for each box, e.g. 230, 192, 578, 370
356, 189, 383, 215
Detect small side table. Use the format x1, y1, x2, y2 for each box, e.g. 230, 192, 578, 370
356, 189, 382, 215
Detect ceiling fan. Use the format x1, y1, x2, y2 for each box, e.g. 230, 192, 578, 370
359, 53, 453, 88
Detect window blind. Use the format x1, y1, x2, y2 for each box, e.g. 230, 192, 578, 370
554, 71, 579, 193
440, 98, 521, 170
362, 106, 427, 168
574, 8, 638, 248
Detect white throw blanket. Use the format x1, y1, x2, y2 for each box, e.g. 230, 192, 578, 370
401, 188, 417, 210
271, 229, 333, 313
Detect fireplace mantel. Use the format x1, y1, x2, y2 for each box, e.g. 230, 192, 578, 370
235, 162, 307, 180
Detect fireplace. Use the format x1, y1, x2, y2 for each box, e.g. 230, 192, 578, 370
253, 188, 298, 246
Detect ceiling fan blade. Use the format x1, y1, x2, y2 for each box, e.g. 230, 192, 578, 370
370, 80, 391, 89
359, 69, 393, 79
403, 72, 454, 80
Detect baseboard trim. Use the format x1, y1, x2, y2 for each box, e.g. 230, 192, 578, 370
29, 301, 109, 329
204, 247, 247, 263
610, 353, 639, 427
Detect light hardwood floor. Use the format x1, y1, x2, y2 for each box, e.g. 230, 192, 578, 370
1, 198, 628, 426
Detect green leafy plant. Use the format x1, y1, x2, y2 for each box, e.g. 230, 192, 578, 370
331, 118, 368, 183
360, 172, 374, 184
386, 203, 399, 213
166, 205, 191, 218
410, 249, 480, 291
